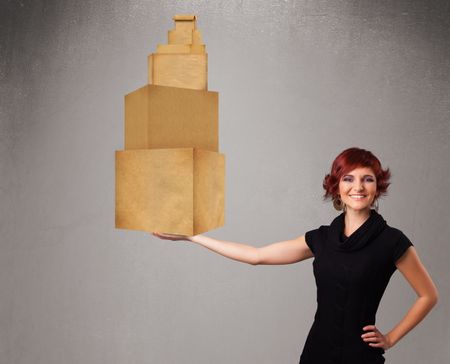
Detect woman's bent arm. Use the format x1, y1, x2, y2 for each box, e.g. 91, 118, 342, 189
385, 247, 439, 348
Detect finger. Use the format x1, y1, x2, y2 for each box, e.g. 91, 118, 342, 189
161, 232, 185, 237
363, 336, 380, 342
152, 232, 173, 239
155, 232, 175, 238
362, 325, 376, 331
369, 342, 383, 347
361, 332, 377, 338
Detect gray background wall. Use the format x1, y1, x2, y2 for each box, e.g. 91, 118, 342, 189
1, 1, 449, 363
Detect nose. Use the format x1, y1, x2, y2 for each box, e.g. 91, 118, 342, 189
355, 180, 365, 191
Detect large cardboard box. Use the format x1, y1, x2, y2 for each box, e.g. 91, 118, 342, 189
115, 148, 225, 235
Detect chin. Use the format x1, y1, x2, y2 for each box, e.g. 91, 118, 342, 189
351, 206, 371, 212
345, 203, 372, 212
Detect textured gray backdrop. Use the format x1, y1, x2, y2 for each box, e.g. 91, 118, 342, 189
1, 1, 449, 363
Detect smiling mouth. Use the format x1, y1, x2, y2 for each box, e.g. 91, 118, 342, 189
349, 195, 367, 199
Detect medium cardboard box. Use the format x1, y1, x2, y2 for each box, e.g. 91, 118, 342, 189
124, 84, 218, 151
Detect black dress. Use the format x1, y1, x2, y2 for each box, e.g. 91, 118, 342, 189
299, 209, 414, 364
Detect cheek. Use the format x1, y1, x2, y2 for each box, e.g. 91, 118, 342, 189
368, 186, 377, 196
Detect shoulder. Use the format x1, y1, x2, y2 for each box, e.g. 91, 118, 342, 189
304, 225, 330, 254
382, 225, 412, 243
305, 224, 329, 240
382, 224, 414, 264
382, 225, 405, 239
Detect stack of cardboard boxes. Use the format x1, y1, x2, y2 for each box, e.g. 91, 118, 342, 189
115, 15, 225, 236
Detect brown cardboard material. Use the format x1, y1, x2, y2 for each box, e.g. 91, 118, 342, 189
115, 148, 225, 235
124, 84, 218, 151
156, 44, 205, 54
115, 14, 225, 235
193, 149, 225, 233
148, 15, 207, 90
148, 53, 207, 90
167, 14, 199, 44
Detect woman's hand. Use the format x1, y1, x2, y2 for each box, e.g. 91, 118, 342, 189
152, 233, 259, 265
361, 325, 392, 350
152, 231, 193, 242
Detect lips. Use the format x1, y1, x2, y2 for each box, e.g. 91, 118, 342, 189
349, 195, 366, 199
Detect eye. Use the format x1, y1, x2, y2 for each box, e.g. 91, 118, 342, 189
365, 176, 375, 182
342, 176, 353, 182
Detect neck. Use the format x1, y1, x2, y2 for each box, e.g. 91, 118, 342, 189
343, 208, 372, 236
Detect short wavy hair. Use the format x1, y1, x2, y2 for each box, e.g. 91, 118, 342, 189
323, 147, 391, 202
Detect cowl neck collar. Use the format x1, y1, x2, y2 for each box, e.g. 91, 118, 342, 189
329, 209, 387, 252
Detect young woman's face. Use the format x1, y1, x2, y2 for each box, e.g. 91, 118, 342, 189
338, 166, 377, 212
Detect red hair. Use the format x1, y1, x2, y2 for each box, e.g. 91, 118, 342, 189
323, 147, 391, 202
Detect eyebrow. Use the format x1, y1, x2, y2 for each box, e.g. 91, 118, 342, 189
342, 174, 375, 177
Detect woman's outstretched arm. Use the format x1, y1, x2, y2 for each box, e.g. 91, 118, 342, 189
152, 232, 314, 265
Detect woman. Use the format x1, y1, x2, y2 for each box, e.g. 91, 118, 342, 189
153, 147, 438, 364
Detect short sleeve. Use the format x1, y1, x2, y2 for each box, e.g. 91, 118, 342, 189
305, 226, 327, 255
305, 229, 318, 254
392, 231, 414, 265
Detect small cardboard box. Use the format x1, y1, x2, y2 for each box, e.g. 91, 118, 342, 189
148, 53, 207, 90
